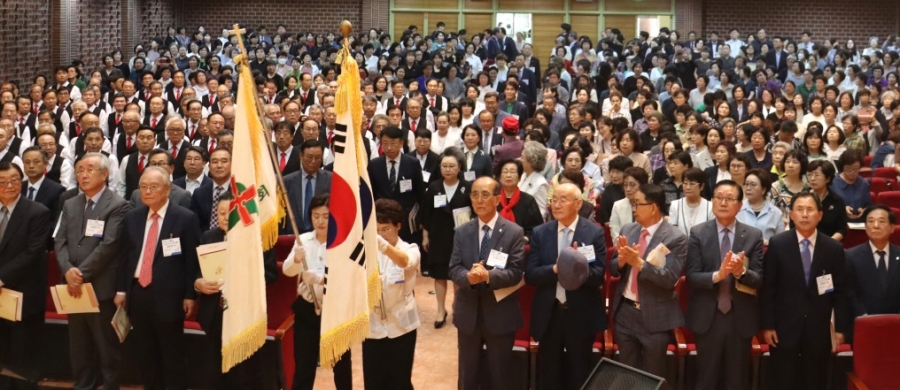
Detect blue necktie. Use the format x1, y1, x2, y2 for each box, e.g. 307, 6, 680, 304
27, 187, 35, 200
303, 175, 314, 230
389, 161, 397, 192
801, 239, 812, 284
479, 225, 491, 261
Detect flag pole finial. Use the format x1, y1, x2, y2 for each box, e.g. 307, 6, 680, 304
340, 20, 353, 42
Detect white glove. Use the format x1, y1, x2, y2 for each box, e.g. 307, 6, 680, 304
301, 270, 321, 285
377, 235, 390, 253
292, 244, 306, 264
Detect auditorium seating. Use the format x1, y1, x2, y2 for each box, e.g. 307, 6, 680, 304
868, 177, 896, 193
847, 315, 900, 390
873, 167, 898, 179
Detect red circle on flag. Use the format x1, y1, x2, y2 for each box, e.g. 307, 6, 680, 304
327, 173, 357, 249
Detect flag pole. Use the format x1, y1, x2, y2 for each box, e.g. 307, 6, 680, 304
229, 23, 320, 311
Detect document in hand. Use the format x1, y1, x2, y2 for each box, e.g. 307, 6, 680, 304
50, 283, 100, 314
197, 241, 228, 283
111, 305, 132, 343
0, 289, 23, 321
645, 243, 670, 268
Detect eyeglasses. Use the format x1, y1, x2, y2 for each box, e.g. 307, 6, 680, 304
139, 184, 164, 192
713, 196, 740, 204
470, 192, 496, 201
0, 179, 20, 188
550, 198, 575, 206
76, 168, 101, 176
631, 201, 653, 208
682, 181, 700, 188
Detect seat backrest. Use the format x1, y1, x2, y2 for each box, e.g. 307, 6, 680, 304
870, 178, 897, 193
874, 167, 898, 179
47, 252, 60, 314
853, 315, 900, 389
892, 226, 900, 246
267, 236, 299, 329
877, 191, 900, 209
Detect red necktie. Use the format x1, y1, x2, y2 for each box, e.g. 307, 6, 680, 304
395, 98, 401, 107
151, 117, 157, 128
302, 91, 307, 101
138, 213, 160, 287
411, 119, 417, 130
328, 130, 334, 144
138, 155, 145, 172
115, 114, 121, 125
18, 117, 23, 125
363, 117, 370, 131
209, 139, 216, 154
171, 144, 178, 159
190, 125, 196, 139
126, 136, 132, 150
175, 88, 181, 101
75, 125, 82, 135
210, 95, 215, 106
33, 104, 38, 116
430, 97, 435, 107
279, 152, 287, 171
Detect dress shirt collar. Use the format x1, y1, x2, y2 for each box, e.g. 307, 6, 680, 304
797, 229, 818, 247
870, 240, 890, 256
279, 145, 293, 156
478, 212, 500, 233
642, 216, 664, 237
0, 193, 20, 213
716, 219, 737, 234
557, 215, 580, 234
148, 200, 169, 221
86, 187, 105, 205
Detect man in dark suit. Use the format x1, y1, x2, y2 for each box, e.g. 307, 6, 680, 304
762, 192, 853, 390
685, 181, 764, 390
115, 166, 201, 390
526, 183, 606, 390
296, 73, 317, 108
55, 153, 130, 390
449, 177, 526, 390
283, 139, 331, 234
190, 148, 232, 232
368, 126, 425, 242
142, 96, 168, 134
129, 149, 192, 209
500, 80, 530, 120
407, 129, 440, 185
846, 205, 900, 325
474, 93, 512, 140
765, 37, 789, 82
401, 98, 433, 134
172, 146, 212, 196
156, 117, 190, 180
384, 80, 408, 113
521, 44, 541, 90
21, 146, 65, 219
610, 183, 688, 379
423, 79, 448, 116
473, 109, 504, 160
0, 162, 52, 388
274, 121, 302, 176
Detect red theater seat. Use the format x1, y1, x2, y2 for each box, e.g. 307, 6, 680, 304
874, 167, 898, 179
45, 252, 67, 322
877, 191, 900, 208
869, 178, 897, 194
270, 235, 300, 389
847, 315, 900, 390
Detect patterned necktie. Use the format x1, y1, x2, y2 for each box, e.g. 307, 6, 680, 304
139, 213, 160, 287
479, 224, 491, 260
210, 186, 223, 230
632, 229, 650, 300
389, 160, 397, 188
0, 206, 8, 242
303, 175, 314, 230
801, 239, 812, 285
877, 250, 889, 288
718, 228, 733, 314
557, 227, 571, 303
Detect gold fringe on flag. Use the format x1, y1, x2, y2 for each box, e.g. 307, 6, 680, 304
221, 318, 267, 372
319, 312, 370, 369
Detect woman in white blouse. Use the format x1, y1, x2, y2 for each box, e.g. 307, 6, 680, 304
520, 140, 550, 220
668, 167, 713, 237
364, 199, 422, 389
610, 167, 649, 240
430, 111, 461, 154
283, 194, 352, 389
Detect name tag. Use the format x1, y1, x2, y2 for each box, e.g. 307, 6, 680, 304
399, 179, 413, 193
386, 267, 405, 284
434, 194, 448, 208
162, 237, 182, 257
313, 258, 326, 274
817, 274, 834, 295
464, 171, 476, 181
85, 220, 105, 238
486, 249, 509, 269
577, 245, 597, 263
422, 171, 431, 183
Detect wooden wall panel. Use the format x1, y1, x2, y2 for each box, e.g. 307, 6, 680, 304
604, 15, 636, 42
570, 0, 600, 11
427, 13, 459, 35
393, 13, 424, 41
394, 0, 450, 9
463, 0, 491, 10
498, 0, 565, 11
533, 13, 565, 72
570, 15, 600, 41
605, 0, 671, 13
464, 13, 493, 32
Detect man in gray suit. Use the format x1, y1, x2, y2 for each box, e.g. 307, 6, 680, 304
55, 153, 131, 390
128, 149, 191, 209
283, 139, 331, 234
685, 180, 764, 390
610, 183, 687, 381
449, 177, 526, 390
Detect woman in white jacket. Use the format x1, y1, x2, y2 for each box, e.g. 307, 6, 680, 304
283, 194, 352, 390
363, 199, 422, 389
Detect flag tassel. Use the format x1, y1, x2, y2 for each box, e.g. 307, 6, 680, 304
221, 318, 267, 372
319, 312, 369, 369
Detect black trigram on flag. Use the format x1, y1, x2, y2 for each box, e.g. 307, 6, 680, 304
323, 235, 367, 295
332, 123, 349, 155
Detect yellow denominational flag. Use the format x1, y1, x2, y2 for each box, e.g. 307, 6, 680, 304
318, 43, 381, 369
220, 51, 284, 372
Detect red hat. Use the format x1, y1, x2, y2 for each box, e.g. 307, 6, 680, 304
501, 116, 519, 135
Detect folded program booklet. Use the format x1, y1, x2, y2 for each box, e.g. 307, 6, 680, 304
50, 283, 100, 314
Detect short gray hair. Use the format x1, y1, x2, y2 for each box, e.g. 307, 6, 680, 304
773, 141, 792, 153
142, 165, 172, 187
522, 141, 548, 172
78, 152, 110, 172
165, 117, 186, 129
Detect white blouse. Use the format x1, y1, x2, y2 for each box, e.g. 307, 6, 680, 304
283, 232, 327, 308
519, 171, 550, 220
369, 238, 421, 339
668, 198, 714, 237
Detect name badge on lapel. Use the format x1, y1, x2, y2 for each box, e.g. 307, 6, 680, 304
487, 249, 509, 269
162, 237, 182, 257
817, 273, 834, 295
85, 220, 105, 238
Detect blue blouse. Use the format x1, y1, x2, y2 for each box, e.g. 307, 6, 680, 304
830, 175, 872, 222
